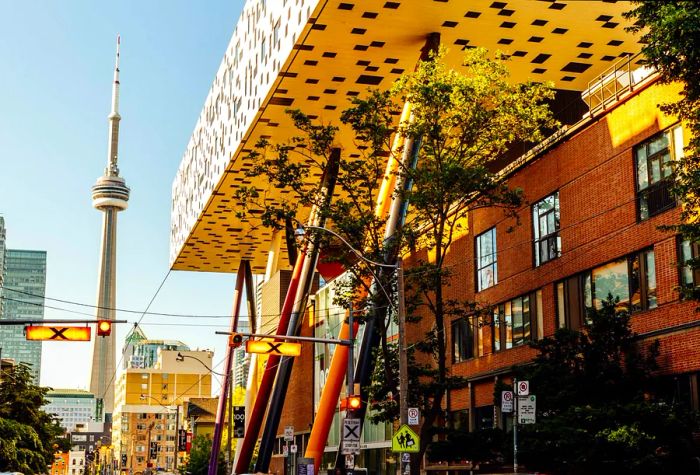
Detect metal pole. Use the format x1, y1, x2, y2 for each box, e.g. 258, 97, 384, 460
347, 305, 354, 398
513, 378, 518, 474
227, 369, 233, 472
397, 258, 408, 474
174, 404, 179, 473
208, 260, 246, 475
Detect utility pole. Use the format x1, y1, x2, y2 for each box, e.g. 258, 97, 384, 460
397, 258, 409, 474
174, 404, 180, 473
513, 378, 519, 474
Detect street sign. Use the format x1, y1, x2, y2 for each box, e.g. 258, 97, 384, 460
283, 445, 289, 458
342, 440, 360, 454
297, 458, 314, 475
246, 340, 301, 356
518, 395, 536, 424
233, 405, 245, 438
392, 424, 420, 453
407, 407, 420, 425
501, 390, 514, 413
517, 380, 529, 396
178, 429, 187, 451
290, 444, 298, 454
345, 454, 355, 469
401, 453, 410, 463
343, 418, 361, 442
284, 425, 294, 441
25, 325, 91, 341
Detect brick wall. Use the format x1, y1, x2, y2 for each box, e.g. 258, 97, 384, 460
408, 81, 698, 414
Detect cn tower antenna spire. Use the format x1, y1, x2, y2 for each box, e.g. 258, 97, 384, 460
89, 34, 130, 420
107, 34, 122, 176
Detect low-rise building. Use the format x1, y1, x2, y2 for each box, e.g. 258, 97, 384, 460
112, 349, 213, 475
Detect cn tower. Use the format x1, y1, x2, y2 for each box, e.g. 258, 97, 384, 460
89, 35, 130, 419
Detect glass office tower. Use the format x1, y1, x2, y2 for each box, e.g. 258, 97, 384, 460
0, 249, 47, 382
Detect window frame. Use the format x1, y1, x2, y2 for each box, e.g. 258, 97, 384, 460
556, 248, 657, 329
678, 237, 700, 288
476, 227, 498, 292
634, 126, 682, 221
532, 191, 561, 267
451, 317, 475, 363
492, 290, 541, 352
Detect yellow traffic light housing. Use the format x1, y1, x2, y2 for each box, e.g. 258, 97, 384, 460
97, 320, 112, 337
25, 326, 92, 341
245, 339, 301, 356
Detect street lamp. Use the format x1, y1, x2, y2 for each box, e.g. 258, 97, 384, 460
175, 352, 226, 377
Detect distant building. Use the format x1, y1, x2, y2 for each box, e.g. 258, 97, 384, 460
112, 349, 213, 475
70, 421, 112, 456
0, 217, 6, 319
120, 324, 190, 369
45, 389, 97, 432
67, 450, 86, 475
0, 248, 47, 382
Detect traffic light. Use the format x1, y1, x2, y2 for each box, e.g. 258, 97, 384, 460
347, 395, 362, 411
229, 332, 243, 348
97, 320, 112, 337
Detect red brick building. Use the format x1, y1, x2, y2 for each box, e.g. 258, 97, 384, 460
436, 77, 698, 432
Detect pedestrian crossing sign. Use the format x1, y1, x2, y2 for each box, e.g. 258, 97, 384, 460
392, 424, 420, 453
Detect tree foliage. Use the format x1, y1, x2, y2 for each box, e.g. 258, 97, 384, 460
498, 298, 699, 474
0, 363, 65, 474
236, 47, 556, 471
180, 435, 225, 475
626, 1, 700, 302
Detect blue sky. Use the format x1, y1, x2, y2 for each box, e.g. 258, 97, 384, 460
0, 1, 246, 392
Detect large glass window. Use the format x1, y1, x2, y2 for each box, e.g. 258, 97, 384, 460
451, 318, 474, 363
679, 239, 700, 288
492, 290, 542, 351
476, 228, 497, 291
533, 192, 561, 266
556, 248, 657, 329
635, 126, 682, 220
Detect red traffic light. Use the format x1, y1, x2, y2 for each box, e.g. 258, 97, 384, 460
347, 395, 362, 410
229, 333, 243, 348
97, 320, 112, 337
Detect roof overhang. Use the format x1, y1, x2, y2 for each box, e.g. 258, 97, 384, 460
170, 0, 643, 273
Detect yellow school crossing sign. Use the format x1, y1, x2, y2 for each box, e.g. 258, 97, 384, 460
392, 424, 420, 453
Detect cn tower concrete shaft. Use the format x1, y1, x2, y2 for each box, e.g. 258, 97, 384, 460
89, 35, 129, 418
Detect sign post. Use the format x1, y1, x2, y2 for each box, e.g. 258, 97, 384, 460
513, 379, 519, 473
501, 391, 513, 413
407, 407, 419, 425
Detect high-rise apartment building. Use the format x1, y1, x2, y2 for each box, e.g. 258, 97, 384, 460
0, 249, 47, 382
45, 389, 98, 433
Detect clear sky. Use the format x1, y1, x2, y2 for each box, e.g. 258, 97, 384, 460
0, 1, 247, 393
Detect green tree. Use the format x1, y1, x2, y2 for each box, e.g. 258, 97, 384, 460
180, 435, 225, 475
0, 362, 65, 474
236, 47, 556, 471
507, 298, 699, 474
626, 1, 700, 302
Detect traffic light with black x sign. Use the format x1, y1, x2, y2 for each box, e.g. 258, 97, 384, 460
229, 332, 243, 348
97, 320, 112, 337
